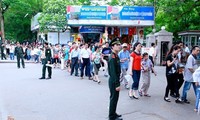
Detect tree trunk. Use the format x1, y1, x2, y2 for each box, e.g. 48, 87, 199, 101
0, 0, 5, 43
58, 31, 60, 44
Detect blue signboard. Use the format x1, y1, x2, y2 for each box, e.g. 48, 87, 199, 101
119, 6, 154, 20
79, 6, 107, 20
79, 26, 105, 33
67, 6, 154, 20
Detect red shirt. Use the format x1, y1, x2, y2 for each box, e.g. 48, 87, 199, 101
130, 52, 142, 70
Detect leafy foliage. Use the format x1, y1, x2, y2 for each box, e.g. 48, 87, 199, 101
3, 0, 43, 42
1, 0, 200, 42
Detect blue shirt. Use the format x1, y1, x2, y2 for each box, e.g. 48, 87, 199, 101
118, 50, 130, 69
64, 48, 69, 60
71, 49, 79, 58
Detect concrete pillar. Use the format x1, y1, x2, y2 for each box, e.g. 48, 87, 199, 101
154, 27, 173, 66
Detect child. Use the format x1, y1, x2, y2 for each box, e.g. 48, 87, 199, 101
193, 66, 200, 112
139, 52, 157, 97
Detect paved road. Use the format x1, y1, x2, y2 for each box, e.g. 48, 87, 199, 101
0, 63, 199, 120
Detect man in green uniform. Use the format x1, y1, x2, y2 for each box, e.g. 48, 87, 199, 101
39, 42, 52, 80
1, 43, 7, 60
108, 38, 123, 120
14, 42, 25, 68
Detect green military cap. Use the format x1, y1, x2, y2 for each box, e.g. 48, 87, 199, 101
109, 37, 121, 46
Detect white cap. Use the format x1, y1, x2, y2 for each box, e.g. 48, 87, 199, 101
122, 43, 127, 47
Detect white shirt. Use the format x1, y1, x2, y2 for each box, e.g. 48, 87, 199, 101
193, 66, 200, 90
80, 48, 91, 58
10, 46, 15, 53
184, 54, 198, 82
148, 47, 155, 56
185, 47, 190, 53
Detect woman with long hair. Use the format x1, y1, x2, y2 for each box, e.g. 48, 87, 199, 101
128, 42, 142, 99
164, 45, 182, 103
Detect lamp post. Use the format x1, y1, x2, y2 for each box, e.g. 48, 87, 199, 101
153, 0, 156, 30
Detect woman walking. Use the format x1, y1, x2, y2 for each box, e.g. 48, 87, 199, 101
129, 42, 142, 99
164, 45, 182, 103
92, 46, 102, 84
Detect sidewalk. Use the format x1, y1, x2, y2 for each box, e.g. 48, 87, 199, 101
0, 59, 35, 63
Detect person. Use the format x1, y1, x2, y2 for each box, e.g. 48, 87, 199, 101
9, 44, 15, 60
79, 43, 92, 80
39, 42, 52, 80
70, 44, 79, 76
164, 45, 182, 103
14, 42, 25, 68
181, 46, 200, 103
128, 42, 142, 99
53, 44, 60, 68
185, 44, 190, 54
148, 43, 156, 66
92, 46, 102, 84
170, 42, 185, 99
108, 37, 122, 120
0, 43, 7, 60
138, 52, 157, 97
193, 66, 200, 112
102, 42, 112, 77
118, 43, 130, 89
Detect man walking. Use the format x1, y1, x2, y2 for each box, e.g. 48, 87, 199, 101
14, 42, 25, 68
102, 42, 112, 77
181, 46, 200, 103
39, 42, 52, 80
108, 38, 123, 120
118, 43, 130, 89
70, 44, 79, 76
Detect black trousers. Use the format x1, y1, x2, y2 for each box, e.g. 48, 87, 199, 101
81, 58, 91, 77
42, 64, 52, 78
149, 56, 154, 66
170, 73, 184, 97
1, 51, 6, 60
165, 73, 179, 98
71, 57, 79, 76
109, 79, 119, 120
16, 54, 25, 68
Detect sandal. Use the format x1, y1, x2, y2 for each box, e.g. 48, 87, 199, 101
128, 92, 133, 99
138, 91, 143, 96
144, 94, 151, 97
164, 97, 171, 102
194, 109, 198, 112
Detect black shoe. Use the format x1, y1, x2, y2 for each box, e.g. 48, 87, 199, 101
183, 99, 190, 104
109, 118, 123, 120
115, 113, 122, 118
115, 117, 123, 120
39, 77, 45, 80
132, 95, 139, 99
175, 98, 182, 103
164, 97, 171, 102
46, 77, 51, 80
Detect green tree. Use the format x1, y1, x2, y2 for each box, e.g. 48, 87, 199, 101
3, 0, 43, 42
38, 0, 70, 44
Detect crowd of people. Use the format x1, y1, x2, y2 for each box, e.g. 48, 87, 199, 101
1, 39, 200, 119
